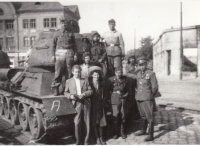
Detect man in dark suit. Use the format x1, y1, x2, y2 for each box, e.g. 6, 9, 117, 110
107, 67, 130, 139
64, 65, 93, 145
135, 56, 158, 141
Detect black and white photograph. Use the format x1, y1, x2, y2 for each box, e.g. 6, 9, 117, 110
0, 0, 200, 145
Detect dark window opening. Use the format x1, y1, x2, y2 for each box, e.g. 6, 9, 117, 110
0, 8, 3, 15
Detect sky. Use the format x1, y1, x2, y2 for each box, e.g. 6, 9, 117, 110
8, 0, 200, 53
58, 0, 200, 53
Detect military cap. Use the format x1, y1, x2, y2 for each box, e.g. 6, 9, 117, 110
137, 55, 147, 65
89, 66, 103, 76
82, 52, 91, 60
108, 19, 115, 24
115, 67, 122, 72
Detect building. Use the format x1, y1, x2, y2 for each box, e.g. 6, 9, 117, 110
0, 2, 80, 67
153, 25, 200, 79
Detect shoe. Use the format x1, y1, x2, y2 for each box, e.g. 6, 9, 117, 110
100, 138, 106, 145
54, 88, 59, 96
145, 121, 154, 141
135, 118, 148, 136
121, 123, 127, 139
113, 135, 118, 139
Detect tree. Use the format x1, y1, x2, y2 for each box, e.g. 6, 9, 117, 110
139, 36, 153, 60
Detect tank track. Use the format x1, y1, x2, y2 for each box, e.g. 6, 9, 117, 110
0, 88, 73, 139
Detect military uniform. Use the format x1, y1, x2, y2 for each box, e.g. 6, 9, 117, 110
135, 56, 158, 141
102, 19, 125, 77
107, 73, 129, 139
51, 18, 77, 94
90, 31, 108, 78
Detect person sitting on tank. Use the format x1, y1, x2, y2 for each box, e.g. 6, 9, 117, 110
0, 44, 11, 68
88, 66, 107, 145
89, 31, 108, 79
80, 52, 94, 79
64, 65, 93, 145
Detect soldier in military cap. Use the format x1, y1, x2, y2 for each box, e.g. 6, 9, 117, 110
102, 19, 125, 77
51, 17, 77, 96
135, 56, 158, 141
106, 67, 130, 139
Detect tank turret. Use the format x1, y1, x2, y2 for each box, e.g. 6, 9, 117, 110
0, 5, 93, 141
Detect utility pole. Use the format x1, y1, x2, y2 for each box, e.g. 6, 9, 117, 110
134, 28, 136, 50
180, 2, 183, 80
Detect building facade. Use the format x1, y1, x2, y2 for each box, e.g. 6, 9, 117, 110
0, 2, 80, 67
153, 25, 200, 79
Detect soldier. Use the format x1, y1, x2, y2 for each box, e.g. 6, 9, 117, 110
107, 67, 130, 139
90, 31, 107, 79
51, 17, 77, 96
102, 19, 125, 77
135, 56, 158, 141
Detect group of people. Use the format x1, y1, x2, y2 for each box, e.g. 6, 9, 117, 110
50, 17, 159, 145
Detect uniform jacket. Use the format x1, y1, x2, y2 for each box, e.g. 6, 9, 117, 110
51, 28, 77, 56
102, 30, 125, 57
90, 42, 107, 63
107, 76, 130, 105
136, 69, 158, 101
64, 77, 93, 108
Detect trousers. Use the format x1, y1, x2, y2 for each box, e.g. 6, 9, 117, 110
107, 56, 122, 76
51, 49, 74, 88
112, 100, 128, 123
137, 100, 154, 122
74, 102, 91, 144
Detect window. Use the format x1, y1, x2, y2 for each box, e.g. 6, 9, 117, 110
44, 18, 50, 28
51, 18, 56, 27
23, 19, 29, 28
30, 36, 36, 46
44, 18, 57, 28
6, 37, 14, 50
24, 37, 29, 46
0, 21, 3, 30
6, 20, 14, 29
0, 8, 3, 15
30, 19, 36, 28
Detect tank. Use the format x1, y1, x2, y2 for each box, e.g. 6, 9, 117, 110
0, 6, 92, 140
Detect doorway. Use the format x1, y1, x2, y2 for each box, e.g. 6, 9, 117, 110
167, 50, 171, 75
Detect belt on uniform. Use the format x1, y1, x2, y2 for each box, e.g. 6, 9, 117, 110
108, 44, 120, 47
113, 91, 121, 94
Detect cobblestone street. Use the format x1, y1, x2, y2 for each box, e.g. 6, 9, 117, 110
106, 106, 200, 145
0, 105, 200, 145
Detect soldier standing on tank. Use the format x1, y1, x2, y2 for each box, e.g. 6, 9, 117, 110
134, 56, 158, 141
90, 31, 108, 79
102, 19, 125, 77
106, 67, 130, 139
51, 17, 77, 96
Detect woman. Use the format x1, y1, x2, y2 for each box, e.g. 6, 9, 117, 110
90, 31, 107, 79
126, 54, 138, 78
89, 66, 107, 145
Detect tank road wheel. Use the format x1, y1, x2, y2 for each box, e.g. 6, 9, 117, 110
9, 100, 19, 125
3, 96, 10, 119
0, 95, 4, 115
28, 107, 44, 139
18, 102, 29, 131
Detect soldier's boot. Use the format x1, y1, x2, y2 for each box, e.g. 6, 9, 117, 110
54, 87, 59, 96
113, 120, 119, 139
135, 118, 148, 136
120, 123, 127, 139
145, 121, 154, 141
